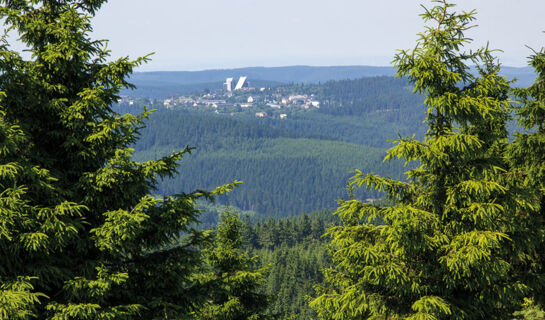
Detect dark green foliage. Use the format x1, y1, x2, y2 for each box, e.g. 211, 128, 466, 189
241, 212, 337, 319
133, 111, 328, 152
258, 77, 427, 148
311, 1, 535, 319
125, 75, 431, 217
259, 243, 328, 319
508, 44, 545, 308
0, 1, 235, 319
132, 111, 405, 217
128, 74, 430, 147
313, 77, 425, 117
195, 213, 271, 320
260, 111, 425, 149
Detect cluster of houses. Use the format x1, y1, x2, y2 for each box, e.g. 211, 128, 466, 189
159, 78, 320, 118
119, 77, 321, 119
163, 95, 228, 109
162, 92, 320, 117
255, 112, 288, 119
117, 96, 137, 105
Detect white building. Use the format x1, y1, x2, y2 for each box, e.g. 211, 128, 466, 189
223, 76, 249, 91
267, 103, 281, 109
224, 78, 234, 92
234, 76, 248, 90
289, 95, 307, 104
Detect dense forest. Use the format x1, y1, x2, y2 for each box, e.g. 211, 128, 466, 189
214, 76, 427, 147
127, 75, 429, 217
203, 208, 337, 319
3, 0, 545, 319
278, 77, 425, 116
245, 213, 333, 319
121, 75, 429, 147
132, 110, 408, 217
187, 203, 336, 318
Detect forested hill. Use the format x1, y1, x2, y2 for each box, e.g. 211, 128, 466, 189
125, 65, 396, 98
123, 79, 283, 98
134, 112, 330, 152
258, 76, 427, 147
126, 76, 428, 217
130, 65, 396, 86
315, 76, 422, 116
133, 111, 404, 216
125, 65, 535, 98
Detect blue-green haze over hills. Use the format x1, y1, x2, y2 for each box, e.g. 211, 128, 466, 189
123, 65, 536, 218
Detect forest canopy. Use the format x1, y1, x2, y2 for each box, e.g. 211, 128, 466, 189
1, 0, 545, 319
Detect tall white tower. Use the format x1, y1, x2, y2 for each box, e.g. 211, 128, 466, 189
224, 78, 234, 92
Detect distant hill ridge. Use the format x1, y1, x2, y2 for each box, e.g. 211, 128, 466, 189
125, 65, 535, 98
129, 65, 397, 85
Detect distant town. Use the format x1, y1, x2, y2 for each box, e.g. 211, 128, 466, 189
118, 76, 321, 119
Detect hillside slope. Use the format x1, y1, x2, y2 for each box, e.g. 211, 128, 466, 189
133, 112, 405, 216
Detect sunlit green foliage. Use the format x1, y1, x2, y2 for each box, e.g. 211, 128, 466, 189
508, 40, 545, 310
311, 1, 536, 319
0, 0, 235, 318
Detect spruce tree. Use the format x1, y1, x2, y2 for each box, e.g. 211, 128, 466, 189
311, 1, 532, 319
508, 44, 545, 309
0, 0, 234, 318
195, 213, 271, 320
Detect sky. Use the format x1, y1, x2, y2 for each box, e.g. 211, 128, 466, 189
88, 0, 545, 71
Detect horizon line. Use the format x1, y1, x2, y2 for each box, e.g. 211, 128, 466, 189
134, 64, 532, 73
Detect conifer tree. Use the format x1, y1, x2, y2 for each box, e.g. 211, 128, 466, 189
0, 0, 235, 318
508, 44, 545, 309
195, 213, 271, 320
311, 1, 533, 319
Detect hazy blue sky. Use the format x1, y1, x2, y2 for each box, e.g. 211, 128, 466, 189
90, 0, 545, 71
